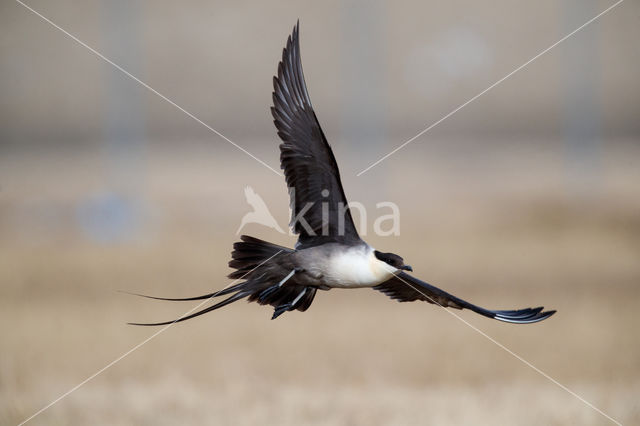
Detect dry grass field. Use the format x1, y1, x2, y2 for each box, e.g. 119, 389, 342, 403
1, 142, 639, 425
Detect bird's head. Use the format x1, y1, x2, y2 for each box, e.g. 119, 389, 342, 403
374, 250, 412, 272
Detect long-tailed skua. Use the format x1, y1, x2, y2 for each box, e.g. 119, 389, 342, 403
131, 23, 555, 326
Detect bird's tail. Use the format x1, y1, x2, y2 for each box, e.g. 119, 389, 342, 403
127, 235, 312, 325
229, 236, 317, 319
227, 235, 292, 279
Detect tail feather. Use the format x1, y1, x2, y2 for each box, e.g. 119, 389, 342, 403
228, 235, 292, 279
128, 291, 251, 326
128, 235, 318, 325
119, 280, 247, 302
297, 287, 317, 311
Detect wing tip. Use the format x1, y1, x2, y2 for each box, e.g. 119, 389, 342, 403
491, 307, 556, 324
293, 20, 300, 39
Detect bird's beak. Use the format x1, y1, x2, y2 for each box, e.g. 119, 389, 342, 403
401, 264, 413, 272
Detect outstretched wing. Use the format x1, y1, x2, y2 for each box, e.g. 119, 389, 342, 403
373, 272, 555, 324
272, 22, 360, 248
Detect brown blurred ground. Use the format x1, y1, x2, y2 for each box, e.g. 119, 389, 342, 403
2, 0, 640, 424
1, 141, 639, 425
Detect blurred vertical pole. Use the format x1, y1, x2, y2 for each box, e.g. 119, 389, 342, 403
78, 0, 146, 242
562, 0, 602, 200
342, 0, 387, 202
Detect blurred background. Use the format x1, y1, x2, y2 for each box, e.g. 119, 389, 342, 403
1, 0, 639, 424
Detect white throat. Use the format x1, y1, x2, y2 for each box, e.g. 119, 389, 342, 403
326, 245, 396, 288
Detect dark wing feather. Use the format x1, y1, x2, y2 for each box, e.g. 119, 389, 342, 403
373, 272, 555, 324
272, 22, 360, 248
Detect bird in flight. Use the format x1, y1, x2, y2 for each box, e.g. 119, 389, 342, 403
131, 23, 555, 325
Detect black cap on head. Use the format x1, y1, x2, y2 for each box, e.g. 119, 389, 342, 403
374, 250, 412, 271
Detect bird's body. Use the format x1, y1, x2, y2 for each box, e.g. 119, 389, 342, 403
291, 243, 395, 288
131, 22, 555, 326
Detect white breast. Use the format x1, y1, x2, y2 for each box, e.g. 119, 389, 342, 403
325, 246, 395, 288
